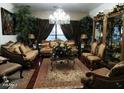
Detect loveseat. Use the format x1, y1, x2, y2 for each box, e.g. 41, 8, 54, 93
1, 41, 38, 68
39, 40, 78, 57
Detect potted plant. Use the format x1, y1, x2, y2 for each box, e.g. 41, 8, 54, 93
80, 16, 93, 43
14, 5, 37, 44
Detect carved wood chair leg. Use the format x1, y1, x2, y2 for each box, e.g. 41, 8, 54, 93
20, 67, 23, 78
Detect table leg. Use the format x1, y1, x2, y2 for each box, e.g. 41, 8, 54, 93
72, 59, 75, 69
51, 61, 54, 71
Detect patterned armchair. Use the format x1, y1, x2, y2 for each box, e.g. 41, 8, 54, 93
81, 61, 124, 88
82, 42, 98, 57
86, 43, 106, 70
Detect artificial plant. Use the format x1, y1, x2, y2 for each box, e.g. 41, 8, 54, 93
80, 16, 93, 43
14, 5, 37, 44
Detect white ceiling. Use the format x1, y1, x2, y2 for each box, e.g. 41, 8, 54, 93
14, 3, 102, 13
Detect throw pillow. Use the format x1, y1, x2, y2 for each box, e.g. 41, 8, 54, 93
14, 47, 21, 54
20, 44, 28, 54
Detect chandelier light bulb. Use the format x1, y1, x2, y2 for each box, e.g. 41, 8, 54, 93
49, 7, 70, 24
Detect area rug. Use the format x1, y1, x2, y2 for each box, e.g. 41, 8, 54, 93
34, 58, 89, 89
8, 69, 35, 89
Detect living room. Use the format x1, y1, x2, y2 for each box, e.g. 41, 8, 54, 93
0, 1, 124, 90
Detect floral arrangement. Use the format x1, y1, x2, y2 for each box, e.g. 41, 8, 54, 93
51, 42, 72, 59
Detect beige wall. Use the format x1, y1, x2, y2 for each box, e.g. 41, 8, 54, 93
0, 3, 17, 45
32, 10, 88, 20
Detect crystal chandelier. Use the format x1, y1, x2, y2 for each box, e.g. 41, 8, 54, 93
49, 7, 70, 24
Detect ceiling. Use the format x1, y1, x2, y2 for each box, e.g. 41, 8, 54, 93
14, 3, 102, 13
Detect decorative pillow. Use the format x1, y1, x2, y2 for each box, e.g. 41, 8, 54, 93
65, 40, 75, 47
8, 43, 21, 52
50, 41, 58, 48
3, 42, 15, 49
25, 46, 32, 52
20, 44, 29, 54
108, 61, 124, 77
41, 42, 50, 48
14, 47, 21, 54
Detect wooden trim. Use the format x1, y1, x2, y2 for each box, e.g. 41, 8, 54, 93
121, 21, 124, 61
108, 10, 124, 18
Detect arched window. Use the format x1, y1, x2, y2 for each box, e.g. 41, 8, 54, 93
46, 24, 67, 41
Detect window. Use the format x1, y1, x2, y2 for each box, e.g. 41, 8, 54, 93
46, 24, 67, 41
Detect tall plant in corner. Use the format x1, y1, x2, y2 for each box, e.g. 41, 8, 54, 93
80, 16, 93, 43
14, 5, 36, 44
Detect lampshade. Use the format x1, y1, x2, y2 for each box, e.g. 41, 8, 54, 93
28, 34, 35, 39
81, 34, 88, 39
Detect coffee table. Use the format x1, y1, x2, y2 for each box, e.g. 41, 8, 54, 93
50, 57, 76, 71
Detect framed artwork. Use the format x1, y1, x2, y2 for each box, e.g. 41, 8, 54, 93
1, 7, 15, 35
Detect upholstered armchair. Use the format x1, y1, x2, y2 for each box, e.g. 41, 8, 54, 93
81, 41, 98, 67
81, 61, 124, 88
86, 43, 106, 70
82, 41, 98, 57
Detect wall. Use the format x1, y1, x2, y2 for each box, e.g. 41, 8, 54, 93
32, 10, 88, 20
89, 3, 117, 17
0, 3, 17, 45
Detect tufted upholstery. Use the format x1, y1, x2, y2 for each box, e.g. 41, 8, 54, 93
24, 50, 38, 61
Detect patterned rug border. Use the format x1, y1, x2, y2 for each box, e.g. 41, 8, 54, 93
33, 58, 90, 89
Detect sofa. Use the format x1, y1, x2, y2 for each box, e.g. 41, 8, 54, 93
1, 41, 38, 68
40, 40, 78, 57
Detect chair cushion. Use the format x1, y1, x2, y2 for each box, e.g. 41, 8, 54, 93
24, 50, 38, 61
92, 67, 110, 77
108, 61, 124, 77
87, 56, 101, 61
0, 62, 21, 76
82, 53, 93, 57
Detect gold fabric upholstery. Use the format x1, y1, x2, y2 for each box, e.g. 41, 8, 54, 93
65, 40, 75, 47
87, 56, 101, 61
50, 41, 58, 48
97, 43, 106, 58
92, 67, 110, 77
82, 42, 98, 57
24, 50, 38, 61
40, 47, 52, 54
91, 42, 97, 54
82, 53, 93, 57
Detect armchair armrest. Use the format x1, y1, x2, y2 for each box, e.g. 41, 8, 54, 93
85, 71, 124, 88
